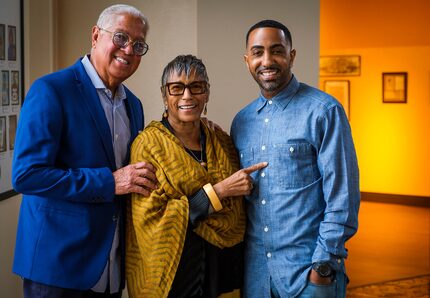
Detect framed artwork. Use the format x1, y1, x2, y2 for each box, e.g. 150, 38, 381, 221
320, 55, 361, 76
0, 24, 5, 60
7, 25, 16, 61
382, 72, 407, 103
11, 70, 19, 105
8, 114, 17, 150
0, 0, 23, 201
0, 116, 6, 153
324, 80, 350, 120
1, 70, 9, 106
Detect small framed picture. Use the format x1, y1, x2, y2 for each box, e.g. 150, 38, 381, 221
320, 55, 361, 76
0, 24, 5, 60
1, 70, 9, 106
7, 25, 17, 61
324, 80, 350, 120
382, 72, 407, 103
0, 116, 6, 152
11, 71, 19, 105
9, 115, 17, 150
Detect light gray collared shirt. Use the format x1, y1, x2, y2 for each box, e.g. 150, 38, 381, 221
82, 55, 130, 293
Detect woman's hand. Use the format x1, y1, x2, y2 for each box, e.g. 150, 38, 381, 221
213, 162, 268, 199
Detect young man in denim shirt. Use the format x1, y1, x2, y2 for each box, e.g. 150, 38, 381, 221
230, 20, 360, 298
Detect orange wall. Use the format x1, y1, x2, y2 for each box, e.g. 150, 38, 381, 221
320, 1, 430, 196
321, 0, 430, 49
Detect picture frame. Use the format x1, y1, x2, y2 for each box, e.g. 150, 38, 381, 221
11, 70, 19, 105
1, 70, 9, 106
0, 116, 6, 153
320, 55, 361, 76
7, 25, 17, 61
0, 24, 5, 60
324, 80, 350, 120
382, 72, 407, 103
8, 114, 17, 150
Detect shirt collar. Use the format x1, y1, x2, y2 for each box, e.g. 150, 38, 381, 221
81, 55, 126, 101
256, 75, 299, 112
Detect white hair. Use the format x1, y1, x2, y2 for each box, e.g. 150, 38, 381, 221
96, 4, 148, 30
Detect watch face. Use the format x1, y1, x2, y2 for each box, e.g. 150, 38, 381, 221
319, 263, 331, 276
314, 262, 333, 277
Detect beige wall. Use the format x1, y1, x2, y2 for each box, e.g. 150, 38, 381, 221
0, 1, 319, 297
56, 0, 198, 125
197, 0, 320, 130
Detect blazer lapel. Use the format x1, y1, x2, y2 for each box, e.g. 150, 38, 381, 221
72, 59, 116, 170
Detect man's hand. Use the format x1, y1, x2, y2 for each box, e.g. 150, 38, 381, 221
309, 269, 332, 285
113, 161, 158, 197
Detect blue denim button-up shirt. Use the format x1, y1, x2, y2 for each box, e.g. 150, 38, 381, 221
230, 76, 360, 298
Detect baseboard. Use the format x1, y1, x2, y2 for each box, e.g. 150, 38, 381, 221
361, 192, 430, 207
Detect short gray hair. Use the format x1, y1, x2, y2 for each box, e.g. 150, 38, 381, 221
161, 55, 209, 96
96, 4, 148, 30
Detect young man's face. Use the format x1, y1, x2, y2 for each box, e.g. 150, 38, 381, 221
244, 27, 296, 99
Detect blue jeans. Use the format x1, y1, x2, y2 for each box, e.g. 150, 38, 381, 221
271, 271, 347, 298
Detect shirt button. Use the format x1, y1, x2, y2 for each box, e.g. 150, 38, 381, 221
264, 226, 269, 232
267, 252, 272, 258
264, 118, 269, 123
240, 153, 243, 158
261, 145, 266, 150
338, 259, 342, 264
261, 199, 266, 205
115, 134, 119, 140
261, 172, 265, 177
268, 100, 273, 105
289, 146, 294, 153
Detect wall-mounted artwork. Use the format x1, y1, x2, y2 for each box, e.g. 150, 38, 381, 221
324, 80, 350, 120
0, 0, 23, 201
320, 55, 361, 76
0, 24, 5, 60
382, 72, 407, 103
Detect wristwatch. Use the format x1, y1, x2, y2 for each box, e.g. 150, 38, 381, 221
312, 262, 334, 277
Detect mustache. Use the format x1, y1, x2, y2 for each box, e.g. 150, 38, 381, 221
256, 65, 281, 73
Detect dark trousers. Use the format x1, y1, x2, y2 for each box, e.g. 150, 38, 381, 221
23, 279, 122, 298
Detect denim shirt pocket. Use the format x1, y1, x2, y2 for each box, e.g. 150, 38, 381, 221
239, 148, 257, 180
276, 142, 320, 188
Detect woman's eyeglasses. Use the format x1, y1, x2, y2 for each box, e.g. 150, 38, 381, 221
165, 81, 209, 96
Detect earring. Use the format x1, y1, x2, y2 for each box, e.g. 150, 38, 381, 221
163, 106, 168, 118
203, 104, 207, 116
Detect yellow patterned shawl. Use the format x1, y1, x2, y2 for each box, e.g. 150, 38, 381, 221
126, 121, 246, 298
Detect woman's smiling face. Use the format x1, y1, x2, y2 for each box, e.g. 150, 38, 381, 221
163, 69, 209, 126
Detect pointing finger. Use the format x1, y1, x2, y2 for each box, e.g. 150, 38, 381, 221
243, 162, 268, 174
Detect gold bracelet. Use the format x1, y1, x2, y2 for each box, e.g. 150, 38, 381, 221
203, 183, 223, 212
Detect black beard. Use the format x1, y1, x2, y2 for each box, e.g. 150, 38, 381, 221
258, 80, 282, 92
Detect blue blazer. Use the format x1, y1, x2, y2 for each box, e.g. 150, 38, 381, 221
12, 59, 144, 290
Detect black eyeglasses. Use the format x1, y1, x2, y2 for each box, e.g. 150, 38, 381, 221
165, 81, 209, 96
98, 27, 149, 56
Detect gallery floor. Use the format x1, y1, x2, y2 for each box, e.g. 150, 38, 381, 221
346, 200, 430, 297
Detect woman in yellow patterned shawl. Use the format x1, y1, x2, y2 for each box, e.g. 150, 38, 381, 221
126, 55, 267, 298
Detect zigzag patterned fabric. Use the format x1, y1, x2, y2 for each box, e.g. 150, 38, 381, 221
126, 121, 246, 298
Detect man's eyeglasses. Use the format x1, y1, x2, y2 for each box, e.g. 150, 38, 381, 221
165, 81, 209, 96
98, 27, 149, 56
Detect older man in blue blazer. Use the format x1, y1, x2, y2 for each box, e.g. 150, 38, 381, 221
12, 4, 157, 297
